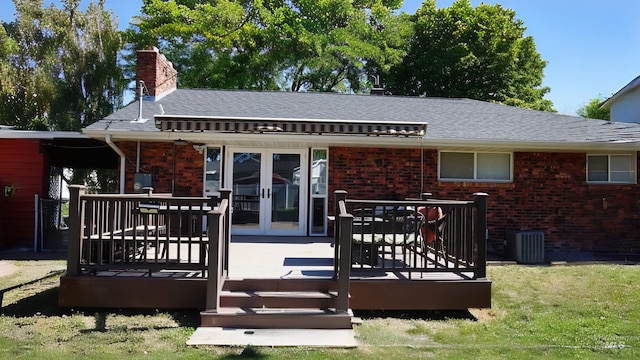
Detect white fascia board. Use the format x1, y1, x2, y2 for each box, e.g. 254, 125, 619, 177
81, 128, 428, 147
0, 130, 89, 139
81, 129, 640, 152
424, 138, 640, 152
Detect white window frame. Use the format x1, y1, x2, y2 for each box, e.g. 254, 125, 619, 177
586, 154, 637, 184
438, 151, 512, 182
309, 148, 328, 236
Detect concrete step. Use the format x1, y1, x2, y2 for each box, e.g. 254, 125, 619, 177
200, 307, 353, 329
220, 290, 337, 309
187, 327, 358, 347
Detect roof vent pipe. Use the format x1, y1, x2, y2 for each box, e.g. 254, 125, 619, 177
133, 81, 147, 123
370, 75, 385, 96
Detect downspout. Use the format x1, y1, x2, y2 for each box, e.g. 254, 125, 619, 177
106, 134, 126, 194
136, 141, 141, 172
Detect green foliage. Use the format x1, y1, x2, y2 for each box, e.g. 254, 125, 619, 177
0, 0, 127, 130
577, 96, 610, 120
384, 0, 554, 111
127, 0, 410, 93
67, 168, 118, 193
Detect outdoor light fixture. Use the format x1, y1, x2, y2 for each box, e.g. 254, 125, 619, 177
4, 185, 15, 197
193, 144, 205, 154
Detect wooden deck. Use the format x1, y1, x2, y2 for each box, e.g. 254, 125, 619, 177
59, 235, 491, 310
59, 187, 491, 328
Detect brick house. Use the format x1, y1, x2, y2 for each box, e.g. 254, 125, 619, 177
83, 48, 640, 261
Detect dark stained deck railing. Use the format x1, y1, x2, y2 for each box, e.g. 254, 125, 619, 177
64, 187, 485, 313
334, 191, 488, 280
334, 192, 353, 313
205, 196, 230, 312
66, 186, 231, 277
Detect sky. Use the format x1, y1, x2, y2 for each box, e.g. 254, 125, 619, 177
1, 0, 639, 116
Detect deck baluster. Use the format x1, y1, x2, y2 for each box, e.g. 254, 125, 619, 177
66, 185, 86, 276
336, 198, 352, 313
473, 193, 488, 279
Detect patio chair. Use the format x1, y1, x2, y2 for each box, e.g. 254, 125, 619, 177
351, 206, 422, 266
417, 206, 448, 255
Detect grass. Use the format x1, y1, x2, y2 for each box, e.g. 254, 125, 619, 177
1, 261, 639, 359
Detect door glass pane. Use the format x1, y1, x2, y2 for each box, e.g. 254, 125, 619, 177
311, 197, 326, 234
271, 153, 300, 230
204, 147, 221, 195
232, 152, 261, 229
311, 149, 327, 195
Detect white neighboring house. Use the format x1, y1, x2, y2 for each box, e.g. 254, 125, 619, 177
601, 75, 640, 123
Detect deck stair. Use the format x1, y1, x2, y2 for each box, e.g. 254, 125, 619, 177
200, 278, 353, 329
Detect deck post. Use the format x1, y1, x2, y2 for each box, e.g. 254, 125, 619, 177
333, 190, 347, 279
473, 192, 489, 279
217, 188, 232, 273
66, 185, 86, 276
336, 211, 353, 313
205, 209, 222, 311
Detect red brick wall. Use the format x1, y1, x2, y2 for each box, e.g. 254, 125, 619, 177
116, 142, 640, 256
329, 147, 640, 257
118, 142, 204, 196
136, 48, 177, 98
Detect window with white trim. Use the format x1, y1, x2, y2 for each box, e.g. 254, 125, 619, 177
439, 151, 511, 182
587, 154, 636, 184
204, 147, 222, 196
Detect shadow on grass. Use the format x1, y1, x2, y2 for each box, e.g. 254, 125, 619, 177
354, 309, 477, 321
1, 286, 64, 317
217, 346, 269, 359
1, 283, 201, 329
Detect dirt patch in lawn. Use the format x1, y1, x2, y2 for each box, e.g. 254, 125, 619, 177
0, 261, 18, 277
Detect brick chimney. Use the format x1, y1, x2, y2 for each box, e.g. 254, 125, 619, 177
136, 47, 177, 101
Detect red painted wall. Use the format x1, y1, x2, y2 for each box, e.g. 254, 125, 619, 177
329, 147, 640, 258
0, 139, 47, 248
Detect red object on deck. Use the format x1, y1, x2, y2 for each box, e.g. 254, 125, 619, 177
417, 206, 443, 243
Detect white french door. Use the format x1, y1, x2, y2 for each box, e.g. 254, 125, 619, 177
226, 147, 307, 235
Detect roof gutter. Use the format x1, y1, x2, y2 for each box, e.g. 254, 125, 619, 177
85, 129, 640, 152
106, 134, 126, 194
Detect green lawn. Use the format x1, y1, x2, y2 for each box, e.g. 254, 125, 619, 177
1, 261, 639, 359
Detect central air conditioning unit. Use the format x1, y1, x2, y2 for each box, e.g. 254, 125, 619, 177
507, 231, 545, 264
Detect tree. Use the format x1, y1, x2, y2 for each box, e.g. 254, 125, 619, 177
383, 0, 554, 111
0, 0, 126, 130
126, 0, 409, 93
577, 96, 610, 120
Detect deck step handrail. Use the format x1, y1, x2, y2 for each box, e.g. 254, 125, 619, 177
205, 189, 232, 312
334, 191, 352, 313
334, 190, 488, 280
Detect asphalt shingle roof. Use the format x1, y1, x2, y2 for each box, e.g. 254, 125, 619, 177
86, 89, 640, 145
